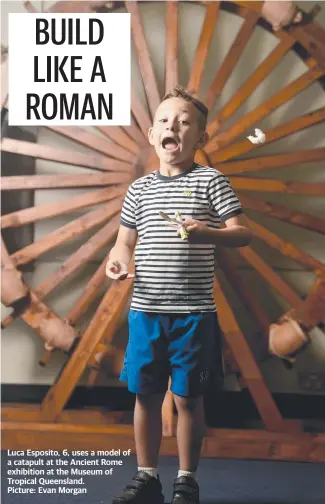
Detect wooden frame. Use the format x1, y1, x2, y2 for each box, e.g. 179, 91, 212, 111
1, 1, 325, 462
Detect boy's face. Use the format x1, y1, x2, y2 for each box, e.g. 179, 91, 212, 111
148, 98, 208, 166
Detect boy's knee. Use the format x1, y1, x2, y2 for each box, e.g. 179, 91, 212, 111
173, 394, 201, 413
136, 392, 165, 408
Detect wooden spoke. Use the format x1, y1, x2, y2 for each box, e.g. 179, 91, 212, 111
1, 217, 120, 330
205, 8, 259, 110
1, 173, 131, 191
208, 38, 295, 134
187, 2, 220, 94
215, 247, 270, 370
126, 1, 160, 119
10, 198, 123, 267
96, 127, 139, 154
39, 260, 135, 421
230, 1, 325, 71
24, 2, 38, 12
207, 62, 324, 150
247, 218, 325, 274
217, 148, 325, 176
1, 186, 127, 229
66, 253, 110, 326
230, 177, 325, 196
238, 247, 305, 311
46, 126, 134, 163
208, 106, 325, 161
215, 248, 270, 332
48, 1, 108, 13
131, 89, 152, 137
34, 217, 120, 300
122, 118, 148, 147
290, 20, 325, 71
240, 194, 325, 235
165, 1, 179, 91
0, 138, 133, 173
213, 275, 287, 432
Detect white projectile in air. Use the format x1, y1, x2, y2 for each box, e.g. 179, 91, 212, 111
247, 128, 266, 144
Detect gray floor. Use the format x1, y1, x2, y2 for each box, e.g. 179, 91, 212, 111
2, 452, 325, 504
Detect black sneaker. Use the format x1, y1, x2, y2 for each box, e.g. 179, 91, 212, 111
171, 476, 200, 504
112, 470, 164, 504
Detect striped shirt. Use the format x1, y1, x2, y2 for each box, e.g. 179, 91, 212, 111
120, 163, 243, 313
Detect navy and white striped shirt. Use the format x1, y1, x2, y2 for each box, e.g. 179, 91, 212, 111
120, 163, 243, 313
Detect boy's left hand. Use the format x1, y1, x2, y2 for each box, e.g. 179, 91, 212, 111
181, 218, 210, 243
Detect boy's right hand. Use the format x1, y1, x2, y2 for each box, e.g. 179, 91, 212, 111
105, 260, 129, 280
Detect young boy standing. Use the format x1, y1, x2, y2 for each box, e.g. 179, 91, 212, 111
106, 86, 252, 504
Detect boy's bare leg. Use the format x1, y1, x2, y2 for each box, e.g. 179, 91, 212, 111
134, 392, 165, 467
173, 394, 205, 471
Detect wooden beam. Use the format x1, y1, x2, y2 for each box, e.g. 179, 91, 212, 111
66, 253, 110, 326
126, 1, 160, 119
47, 1, 108, 13
24, 1, 38, 12
35, 217, 120, 299
39, 262, 135, 421
1, 405, 132, 425
1, 217, 120, 330
123, 117, 148, 147
96, 126, 139, 154
1, 186, 127, 229
229, 177, 325, 196
10, 198, 122, 267
213, 276, 288, 432
289, 18, 325, 71
0, 138, 133, 172
131, 89, 152, 137
230, 1, 325, 72
247, 218, 325, 274
38, 251, 111, 366
208, 107, 325, 162
205, 8, 259, 110
238, 247, 305, 310
165, 1, 179, 91
239, 193, 325, 235
207, 62, 324, 150
1, 173, 131, 190
187, 2, 220, 94
215, 248, 270, 332
46, 126, 134, 162
217, 148, 325, 176
208, 37, 294, 134
3, 421, 325, 461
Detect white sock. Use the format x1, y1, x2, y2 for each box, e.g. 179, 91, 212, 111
138, 467, 158, 479
178, 470, 196, 480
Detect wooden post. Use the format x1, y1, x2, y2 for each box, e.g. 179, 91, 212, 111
213, 275, 294, 433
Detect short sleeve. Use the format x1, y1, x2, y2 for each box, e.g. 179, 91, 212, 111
207, 174, 243, 222
120, 184, 137, 229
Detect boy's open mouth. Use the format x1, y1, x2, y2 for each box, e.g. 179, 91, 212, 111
162, 137, 179, 152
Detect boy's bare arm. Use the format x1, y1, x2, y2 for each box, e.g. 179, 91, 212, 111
106, 225, 138, 280
181, 214, 253, 247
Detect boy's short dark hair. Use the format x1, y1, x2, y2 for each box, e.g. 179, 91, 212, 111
162, 85, 208, 131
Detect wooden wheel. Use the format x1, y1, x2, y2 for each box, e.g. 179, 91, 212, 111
1, 1, 325, 434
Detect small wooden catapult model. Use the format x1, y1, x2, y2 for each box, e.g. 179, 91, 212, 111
1, 1, 325, 462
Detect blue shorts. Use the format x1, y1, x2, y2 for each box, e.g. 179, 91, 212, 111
120, 310, 221, 397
